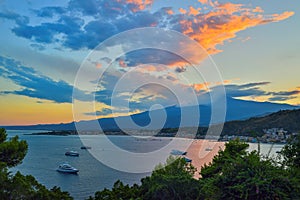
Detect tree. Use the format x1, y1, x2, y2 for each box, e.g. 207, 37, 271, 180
89, 157, 201, 200
200, 139, 298, 199
280, 133, 300, 197
0, 128, 72, 200
0, 128, 27, 167
280, 133, 300, 168
90, 137, 300, 200
89, 180, 141, 200
140, 156, 200, 200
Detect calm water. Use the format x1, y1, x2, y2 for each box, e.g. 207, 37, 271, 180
8, 130, 150, 200
7, 130, 284, 199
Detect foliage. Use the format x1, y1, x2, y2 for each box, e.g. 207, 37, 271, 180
140, 156, 200, 200
279, 133, 300, 197
221, 109, 300, 136
280, 133, 300, 168
90, 137, 300, 200
159, 109, 300, 137
200, 139, 299, 199
0, 128, 28, 167
0, 128, 72, 200
88, 180, 141, 200
89, 157, 200, 200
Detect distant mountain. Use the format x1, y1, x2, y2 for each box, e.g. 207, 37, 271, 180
2, 97, 298, 131
221, 108, 300, 136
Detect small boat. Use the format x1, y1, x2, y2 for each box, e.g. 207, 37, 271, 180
171, 149, 187, 155
65, 151, 79, 156
81, 146, 91, 149
184, 157, 192, 163
56, 163, 79, 174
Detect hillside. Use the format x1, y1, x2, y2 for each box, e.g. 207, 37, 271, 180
221, 109, 300, 136
1, 98, 297, 131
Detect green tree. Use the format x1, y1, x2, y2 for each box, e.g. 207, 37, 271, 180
89, 180, 141, 200
200, 139, 298, 199
140, 156, 200, 200
0, 128, 27, 167
90, 136, 300, 200
0, 128, 72, 200
89, 157, 200, 200
280, 133, 300, 197
281, 133, 300, 168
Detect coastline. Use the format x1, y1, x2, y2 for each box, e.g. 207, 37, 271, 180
24, 130, 290, 144
186, 140, 225, 179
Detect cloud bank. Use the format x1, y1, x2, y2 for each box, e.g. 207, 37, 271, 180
0, 56, 89, 103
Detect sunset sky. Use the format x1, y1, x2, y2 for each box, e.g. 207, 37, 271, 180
0, 0, 299, 125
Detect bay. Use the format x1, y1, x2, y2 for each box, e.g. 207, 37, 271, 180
7, 130, 284, 199
8, 130, 149, 200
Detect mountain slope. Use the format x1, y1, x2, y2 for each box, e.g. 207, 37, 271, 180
221, 109, 300, 136
1, 98, 298, 131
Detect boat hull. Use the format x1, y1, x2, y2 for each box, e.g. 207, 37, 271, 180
81, 146, 91, 149
65, 152, 79, 156
56, 169, 79, 174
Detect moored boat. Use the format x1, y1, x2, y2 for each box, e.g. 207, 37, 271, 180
65, 151, 79, 156
56, 163, 79, 174
81, 146, 91, 149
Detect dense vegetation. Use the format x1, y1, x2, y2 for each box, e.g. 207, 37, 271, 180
0, 128, 72, 200
89, 134, 300, 200
159, 108, 300, 137
221, 109, 300, 136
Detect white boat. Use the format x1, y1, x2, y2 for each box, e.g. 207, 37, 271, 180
56, 163, 79, 174
65, 151, 79, 156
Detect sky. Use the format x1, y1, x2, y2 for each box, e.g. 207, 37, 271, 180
0, 0, 299, 125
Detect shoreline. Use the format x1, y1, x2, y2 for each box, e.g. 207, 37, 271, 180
186, 140, 225, 179
23, 131, 289, 144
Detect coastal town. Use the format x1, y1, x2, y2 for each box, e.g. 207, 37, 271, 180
220, 128, 298, 144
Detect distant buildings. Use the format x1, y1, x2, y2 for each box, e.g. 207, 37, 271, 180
220, 128, 296, 143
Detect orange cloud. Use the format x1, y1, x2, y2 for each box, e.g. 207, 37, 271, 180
223, 79, 232, 84
215, 79, 233, 85
179, 3, 294, 55
215, 2, 244, 14
165, 8, 174, 15
198, 0, 216, 7
193, 82, 210, 92
189, 6, 200, 16
123, 0, 153, 12
198, 0, 209, 4
179, 8, 187, 14
116, 1, 294, 81
119, 59, 127, 68
138, 64, 166, 72
253, 6, 263, 13
271, 11, 294, 22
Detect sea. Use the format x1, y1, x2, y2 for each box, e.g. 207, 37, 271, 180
7, 130, 284, 200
